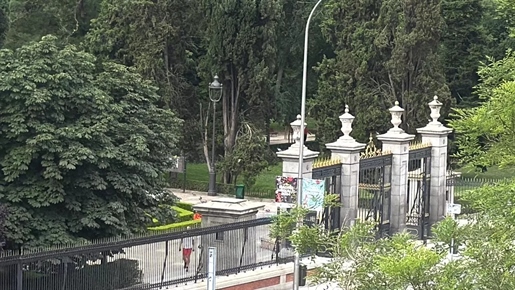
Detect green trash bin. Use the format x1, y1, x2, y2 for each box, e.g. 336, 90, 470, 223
235, 184, 245, 199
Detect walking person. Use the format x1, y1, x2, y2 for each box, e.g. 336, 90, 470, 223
179, 229, 195, 272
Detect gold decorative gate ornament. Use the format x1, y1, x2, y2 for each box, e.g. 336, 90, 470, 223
360, 134, 391, 159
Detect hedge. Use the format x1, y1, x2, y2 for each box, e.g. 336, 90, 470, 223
0, 259, 142, 290
147, 219, 201, 232
176, 201, 194, 212
172, 206, 194, 222
147, 205, 193, 226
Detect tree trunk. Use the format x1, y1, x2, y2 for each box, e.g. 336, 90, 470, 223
269, 65, 284, 144
222, 64, 239, 184
199, 103, 213, 172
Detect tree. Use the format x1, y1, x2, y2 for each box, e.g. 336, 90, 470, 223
440, 0, 487, 107
198, 0, 281, 183
85, 0, 201, 158
273, 1, 330, 133
1, 0, 101, 48
313, 0, 452, 146
449, 51, 515, 168
218, 122, 276, 189
0, 35, 182, 248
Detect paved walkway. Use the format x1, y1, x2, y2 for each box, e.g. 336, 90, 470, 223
168, 188, 278, 218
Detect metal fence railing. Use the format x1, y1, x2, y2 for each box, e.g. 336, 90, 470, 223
0, 218, 292, 290
447, 176, 507, 214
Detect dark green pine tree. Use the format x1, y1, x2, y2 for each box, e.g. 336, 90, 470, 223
314, 0, 453, 146
440, 0, 487, 107
199, 0, 281, 183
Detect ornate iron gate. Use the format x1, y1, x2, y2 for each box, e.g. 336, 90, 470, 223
311, 160, 342, 231
358, 139, 392, 238
407, 144, 432, 240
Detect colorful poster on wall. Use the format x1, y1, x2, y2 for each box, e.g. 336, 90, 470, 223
302, 178, 325, 212
275, 176, 298, 207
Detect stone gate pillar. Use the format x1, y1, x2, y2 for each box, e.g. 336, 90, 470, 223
377, 102, 415, 234
325, 105, 365, 227
277, 114, 319, 179
193, 198, 264, 271
416, 96, 452, 226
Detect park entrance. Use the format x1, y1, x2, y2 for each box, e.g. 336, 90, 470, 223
358, 137, 392, 238
311, 159, 342, 231
406, 143, 432, 239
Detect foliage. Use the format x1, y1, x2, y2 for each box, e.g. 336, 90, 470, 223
85, 0, 201, 159
147, 205, 191, 226
450, 51, 515, 167
0, 258, 143, 290
0, 35, 182, 248
440, 0, 487, 107
175, 201, 194, 212
198, 0, 281, 182
275, 177, 515, 289
313, 0, 452, 146
0, 203, 6, 243
218, 122, 276, 188
147, 219, 200, 232
171, 206, 193, 222
1, 0, 101, 48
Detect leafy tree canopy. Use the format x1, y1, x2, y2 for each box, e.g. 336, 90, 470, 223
0, 35, 182, 248
449, 51, 515, 167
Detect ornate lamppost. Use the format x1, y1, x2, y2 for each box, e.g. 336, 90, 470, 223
208, 75, 223, 196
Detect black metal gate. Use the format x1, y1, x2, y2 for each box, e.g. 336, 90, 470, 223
312, 161, 341, 231
407, 145, 432, 240
358, 153, 392, 238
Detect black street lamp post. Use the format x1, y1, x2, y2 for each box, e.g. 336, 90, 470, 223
208, 75, 223, 196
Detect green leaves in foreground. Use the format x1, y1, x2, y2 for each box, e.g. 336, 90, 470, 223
276, 178, 515, 289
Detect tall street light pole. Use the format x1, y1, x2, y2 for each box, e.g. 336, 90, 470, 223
294, 0, 323, 289
208, 75, 223, 196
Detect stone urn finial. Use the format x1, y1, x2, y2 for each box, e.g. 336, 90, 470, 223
339, 105, 355, 141
290, 114, 305, 143
428, 95, 442, 125
388, 101, 405, 133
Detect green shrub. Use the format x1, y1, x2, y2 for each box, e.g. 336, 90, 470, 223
176, 201, 194, 212
172, 206, 193, 222
6, 258, 143, 290
147, 219, 201, 232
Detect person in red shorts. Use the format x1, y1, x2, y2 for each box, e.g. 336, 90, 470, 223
179, 229, 195, 272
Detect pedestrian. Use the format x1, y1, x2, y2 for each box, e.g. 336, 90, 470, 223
179, 227, 195, 272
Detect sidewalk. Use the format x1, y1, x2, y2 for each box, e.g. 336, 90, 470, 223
168, 188, 278, 217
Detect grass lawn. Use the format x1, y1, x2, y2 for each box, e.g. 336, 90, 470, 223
179, 163, 281, 192
458, 165, 515, 179
176, 163, 514, 195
